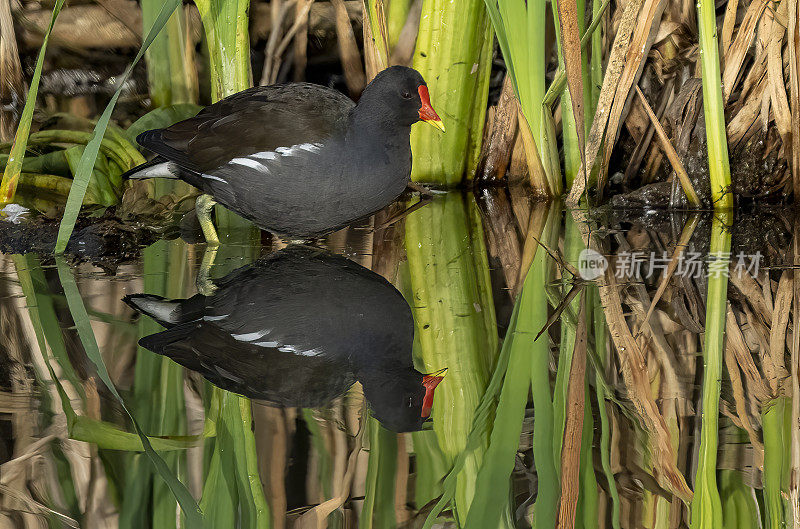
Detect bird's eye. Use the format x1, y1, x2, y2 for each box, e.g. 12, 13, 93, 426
401, 90, 412, 99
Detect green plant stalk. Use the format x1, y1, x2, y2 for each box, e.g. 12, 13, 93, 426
386, 0, 411, 48
690, 211, 732, 529
404, 193, 498, 523
589, 0, 603, 114
0, 0, 65, 204
194, 0, 251, 102
465, 21, 495, 178
553, 213, 584, 468
194, 0, 259, 245
593, 286, 622, 529
697, 0, 732, 208
483, 0, 561, 193
400, 259, 450, 510
220, 391, 271, 528
54, 255, 205, 527
529, 205, 560, 529
361, 418, 398, 529
410, 0, 493, 185
551, 0, 591, 187
719, 469, 760, 529
463, 225, 552, 528
120, 239, 189, 529
577, 291, 598, 529
762, 398, 792, 529
55, 0, 184, 253
142, 1, 198, 107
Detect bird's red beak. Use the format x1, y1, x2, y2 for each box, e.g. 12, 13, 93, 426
421, 368, 447, 418
418, 85, 445, 132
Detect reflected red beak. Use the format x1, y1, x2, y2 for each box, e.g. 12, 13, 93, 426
417, 85, 445, 132
421, 367, 447, 418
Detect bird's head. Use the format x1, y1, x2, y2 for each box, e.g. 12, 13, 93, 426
360, 66, 445, 132
360, 366, 446, 432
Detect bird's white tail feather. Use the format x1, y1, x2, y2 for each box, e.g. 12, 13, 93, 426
125, 295, 182, 325
128, 161, 180, 179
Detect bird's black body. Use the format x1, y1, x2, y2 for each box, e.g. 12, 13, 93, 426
124, 246, 434, 432
126, 67, 435, 237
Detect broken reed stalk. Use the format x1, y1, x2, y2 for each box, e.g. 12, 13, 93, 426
690, 211, 732, 529
697, 0, 733, 209
634, 87, 700, 206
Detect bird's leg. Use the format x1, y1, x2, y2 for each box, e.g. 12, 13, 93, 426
195, 194, 220, 246
375, 196, 433, 231
406, 182, 434, 198
196, 244, 219, 296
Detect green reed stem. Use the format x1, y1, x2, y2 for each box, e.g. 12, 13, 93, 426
697, 0, 732, 208
194, 0, 260, 249
690, 211, 732, 529
762, 398, 791, 529
410, 0, 493, 184
405, 193, 498, 525
0, 0, 64, 205
142, 0, 199, 107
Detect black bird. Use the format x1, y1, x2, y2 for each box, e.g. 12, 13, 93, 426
123, 66, 444, 243
123, 245, 445, 432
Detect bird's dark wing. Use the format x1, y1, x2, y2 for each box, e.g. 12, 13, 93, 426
136, 84, 355, 174
140, 322, 354, 407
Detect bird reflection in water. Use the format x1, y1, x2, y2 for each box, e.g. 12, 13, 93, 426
124, 245, 444, 432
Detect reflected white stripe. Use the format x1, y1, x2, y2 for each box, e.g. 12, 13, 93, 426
231, 329, 270, 342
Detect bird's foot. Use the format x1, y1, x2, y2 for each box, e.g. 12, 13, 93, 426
196, 245, 219, 296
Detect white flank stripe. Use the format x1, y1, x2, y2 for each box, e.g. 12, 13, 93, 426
251, 151, 278, 161
277, 344, 323, 357
230, 157, 269, 172
203, 314, 229, 321
202, 173, 227, 183
252, 340, 279, 348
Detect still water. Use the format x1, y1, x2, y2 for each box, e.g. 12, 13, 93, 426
0, 189, 793, 528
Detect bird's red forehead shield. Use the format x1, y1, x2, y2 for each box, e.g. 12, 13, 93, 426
418, 85, 445, 132
421, 367, 447, 418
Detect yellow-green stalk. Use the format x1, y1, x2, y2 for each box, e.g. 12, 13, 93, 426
142, 1, 198, 107
386, 0, 411, 48
483, 0, 561, 194
463, 203, 558, 529
690, 211, 732, 528
195, 0, 259, 244
697, 0, 732, 208
0, 0, 65, 205
404, 193, 498, 523
762, 398, 792, 529
410, 0, 494, 184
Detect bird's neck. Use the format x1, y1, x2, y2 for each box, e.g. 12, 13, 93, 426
345, 102, 412, 152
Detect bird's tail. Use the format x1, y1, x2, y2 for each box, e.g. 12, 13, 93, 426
123, 292, 207, 327
123, 294, 185, 327
121, 157, 180, 180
